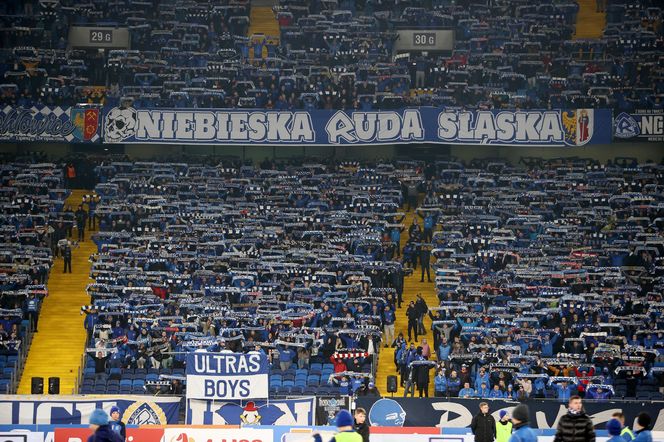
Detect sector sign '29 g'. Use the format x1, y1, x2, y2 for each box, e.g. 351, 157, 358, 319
186, 352, 269, 400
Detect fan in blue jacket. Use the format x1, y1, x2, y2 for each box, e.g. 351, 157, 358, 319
633, 413, 653, 442
509, 404, 537, 442
88, 409, 123, 442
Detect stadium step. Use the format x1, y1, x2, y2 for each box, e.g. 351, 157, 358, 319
574, 0, 606, 39
18, 190, 96, 394
375, 204, 438, 398
249, 3, 280, 59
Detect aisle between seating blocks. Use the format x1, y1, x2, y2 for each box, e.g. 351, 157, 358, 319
375, 204, 438, 398
18, 190, 96, 394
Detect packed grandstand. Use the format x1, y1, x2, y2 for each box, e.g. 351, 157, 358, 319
0, 0, 661, 110
0, 0, 663, 440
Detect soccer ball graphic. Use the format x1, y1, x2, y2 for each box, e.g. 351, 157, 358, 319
104, 107, 137, 142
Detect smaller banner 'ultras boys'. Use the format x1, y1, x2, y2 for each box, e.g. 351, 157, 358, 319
185, 352, 269, 401
101, 107, 612, 147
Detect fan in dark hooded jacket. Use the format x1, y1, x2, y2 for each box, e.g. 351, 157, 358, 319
88, 424, 124, 442
553, 409, 596, 442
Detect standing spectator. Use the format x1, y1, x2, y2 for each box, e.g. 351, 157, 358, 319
354, 408, 369, 442
390, 227, 401, 257
109, 406, 126, 441
423, 213, 434, 242
554, 380, 577, 402
75, 205, 88, 241
65, 163, 76, 188
383, 305, 395, 348
88, 409, 122, 442
91, 351, 109, 382
415, 294, 428, 336
403, 363, 416, 397
509, 404, 537, 442
87, 196, 98, 230
516, 384, 529, 402
62, 241, 73, 273
475, 366, 490, 391
416, 363, 432, 397
611, 412, 634, 441
406, 181, 418, 210
297, 346, 310, 369
419, 245, 431, 282
434, 369, 448, 397
420, 338, 431, 359
553, 396, 595, 442
633, 413, 652, 442
406, 301, 418, 342
25, 293, 40, 332
52, 221, 66, 258
496, 410, 512, 442
438, 337, 451, 361
471, 402, 496, 442
279, 346, 295, 371
447, 370, 461, 397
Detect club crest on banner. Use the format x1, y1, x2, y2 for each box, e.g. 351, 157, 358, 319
614, 112, 640, 139
122, 400, 168, 425
368, 398, 406, 427
562, 109, 594, 146
71, 108, 100, 141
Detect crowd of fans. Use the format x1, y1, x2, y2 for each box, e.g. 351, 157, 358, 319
0, 0, 661, 110
390, 156, 664, 401
74, 155, 664, 401
80, 159, 417, 396
0, 160, 68, 392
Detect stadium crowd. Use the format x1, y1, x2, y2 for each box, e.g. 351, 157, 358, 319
68, 156, 664, 401
393, 157, 664, 401
79, 159, 415, 396
0, 0, 661, 110
0, 161, 67, 392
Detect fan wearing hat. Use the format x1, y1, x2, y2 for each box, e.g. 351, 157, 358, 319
509, 404, 537, 442
313, 410, 363, 442
607, 419, 625, 442
88, 408, 123, 442
633, 413, 653, 442
108, 406, 126, 440
496, 410, 513, 442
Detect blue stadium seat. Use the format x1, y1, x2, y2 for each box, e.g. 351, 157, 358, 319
303, 386, 318, 395
306, 375, 320, 386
